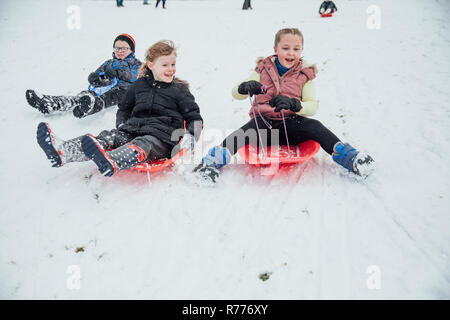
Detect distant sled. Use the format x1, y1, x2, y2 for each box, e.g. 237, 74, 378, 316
237, 140, 320, 167
320, 13, 334, 18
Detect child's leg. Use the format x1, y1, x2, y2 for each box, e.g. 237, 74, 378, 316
221, 117, 274, 155
131, 135, 172, 161
281, 116, 340, 155
26, 90, 81, 114
282, 116, 374, 177
73, 87, 126, 118
194, 117, 275, 183
82, 132, 171, 177
37, 122, 88, 167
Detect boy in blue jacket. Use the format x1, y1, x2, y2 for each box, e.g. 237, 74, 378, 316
26, 34, 142, 118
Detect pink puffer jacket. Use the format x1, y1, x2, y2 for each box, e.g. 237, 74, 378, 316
250, 55, 316, 120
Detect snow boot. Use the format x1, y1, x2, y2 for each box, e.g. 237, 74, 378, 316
81, 135, 147, 177
72, 92, 104, 118
193, 146, 231, 183
26, 90, 80, 114
36, 122, 88, 167
332, 142, 374, 178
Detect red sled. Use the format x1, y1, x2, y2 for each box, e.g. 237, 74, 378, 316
237, 140, 320, 167
320, 13, 334, 18
130, 147, 186, 173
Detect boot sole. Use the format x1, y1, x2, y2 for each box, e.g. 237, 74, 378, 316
81, 135, 116, 177
37, 122, 63, 167
26, 90, 39, 108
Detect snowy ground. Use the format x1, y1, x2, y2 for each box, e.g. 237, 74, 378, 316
0, 0, 449, 299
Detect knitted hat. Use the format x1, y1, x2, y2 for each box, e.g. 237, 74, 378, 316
113, 34, 135, 52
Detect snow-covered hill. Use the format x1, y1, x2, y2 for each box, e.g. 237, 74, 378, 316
0, 0, 449, 299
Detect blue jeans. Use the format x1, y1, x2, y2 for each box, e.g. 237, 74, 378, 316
116, 0, 124, 7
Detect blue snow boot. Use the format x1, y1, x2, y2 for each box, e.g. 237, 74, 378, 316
332, 142, 374, 178
193, 146, 231, 183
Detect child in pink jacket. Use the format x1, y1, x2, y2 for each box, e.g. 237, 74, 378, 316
194, 27, 374, 183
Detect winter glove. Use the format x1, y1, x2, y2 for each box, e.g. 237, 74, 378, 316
269, 95, 302, 113
88, 72, 102, 86
104, 67, 118, 80
238, 81, 267, 97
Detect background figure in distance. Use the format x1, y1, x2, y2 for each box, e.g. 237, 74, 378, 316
319, 1, 337, 15
242, 0, 253, 10
155, 0, 166, 9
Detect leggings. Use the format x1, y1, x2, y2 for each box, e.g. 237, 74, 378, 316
222, 115, 340, 155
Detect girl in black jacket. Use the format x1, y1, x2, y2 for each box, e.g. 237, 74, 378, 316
36, 40, 203, 177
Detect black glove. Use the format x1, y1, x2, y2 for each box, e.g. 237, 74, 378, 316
238, 80, 267, 97
269, 95, 302, 113
104, 67, 118, 80
88, 72, 101, 86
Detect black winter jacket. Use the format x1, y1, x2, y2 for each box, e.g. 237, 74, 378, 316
116, 71, 203, 147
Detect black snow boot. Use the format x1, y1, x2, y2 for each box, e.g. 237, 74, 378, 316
72, 92, 105, 118
37, 122, 88, 167
26, 90, 80, 114
81, 135, 148, 177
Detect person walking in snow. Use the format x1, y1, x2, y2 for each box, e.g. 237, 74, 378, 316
26, 34, 142, 119
242, 0, 253, 10
116, 0, 124, 7
319, 1, 337, 15
193, 27, 374, 183
36, 40, 203, 177
155, 0, 166, 9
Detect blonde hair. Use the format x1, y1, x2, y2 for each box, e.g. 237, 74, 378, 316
138, 40, 177, 78
274, 28, 304, 47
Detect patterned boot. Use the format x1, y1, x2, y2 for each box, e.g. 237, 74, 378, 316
193, 146, 231, 183
81, 135, 147, 177
332, 142, 375, 178
36, 122, 89, 167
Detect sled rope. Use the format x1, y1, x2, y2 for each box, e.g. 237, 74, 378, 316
249, 94, 267, 159
281, 110, 290, 152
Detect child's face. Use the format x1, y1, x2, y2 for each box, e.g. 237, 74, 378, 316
113, 40, 132, 60
147, 52, 177, 83
274, 34, 303, 69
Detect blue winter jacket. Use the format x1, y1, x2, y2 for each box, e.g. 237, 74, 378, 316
94, 52, 142, 89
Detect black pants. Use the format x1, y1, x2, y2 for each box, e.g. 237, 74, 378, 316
242, 0, 252, 10
156, 0, 166, 8
222, 115, 340, 156
96, 129, 172, 161
77, 86, 127, 116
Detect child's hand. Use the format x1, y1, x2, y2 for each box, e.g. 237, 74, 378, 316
269, 95, 302, 113
105, 67, 118, 80
238, 81, 267, 97
88, 72, 101, 85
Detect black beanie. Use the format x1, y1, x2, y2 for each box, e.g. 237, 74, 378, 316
113, 34, 135, 52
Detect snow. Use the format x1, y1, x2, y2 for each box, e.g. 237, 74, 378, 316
1, 0, 449, 299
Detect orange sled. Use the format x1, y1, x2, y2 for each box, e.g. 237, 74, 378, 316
237, 140, 320, 167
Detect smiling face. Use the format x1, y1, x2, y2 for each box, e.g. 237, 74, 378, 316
273, 33, 303, 69
146, 52, 177, 83
113, 40, 132, 60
